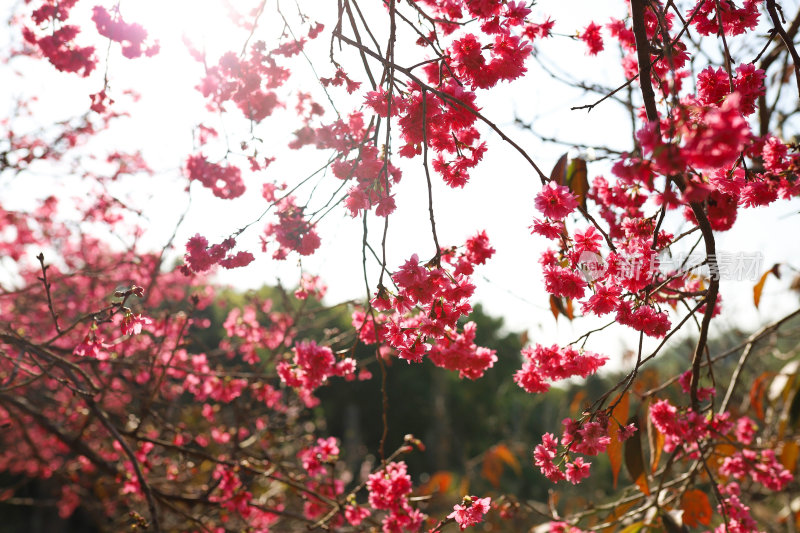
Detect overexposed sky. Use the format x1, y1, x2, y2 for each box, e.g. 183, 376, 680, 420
3, 0, 799, 366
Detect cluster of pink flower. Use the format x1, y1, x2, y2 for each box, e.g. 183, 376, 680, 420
355, 233, 498, 379
448, 496, 492, 530
73, 331, 109, 360
533, 181, 675, 338
183, 353, 248, 404
713, 483, 761, 533
650, 399, 723, 455
514, 344, 608, 394
605, 36, 797, 233
209, 465, 280, 530
608, 5, 691, 90
91, 6, 158, 59
298, 437, 339, 478
366, 462, 425, 532
261, 195, 321, 259
320, 66, 362, 94
533, 415, 634, 485
182, 234, 254, 274
720, 449, 794, 491
23, 0, 96, 76
221, 303, 294, 364
363, 81, 486, 190
580, 22, 604, 55
222, 306, 265, 365
360, 1, 551, 190
428, 321, 499, 380
185, 154, 246, 199
527, 35, 796, 350
446, 31, 531, 90
277, 341, 356, 407
333, 143, 401, 217
290, 105, 402, 218
294, 273, 327, 301
651, 399, 792, 491
688, 0, 761, 36
195, 41, 295, 121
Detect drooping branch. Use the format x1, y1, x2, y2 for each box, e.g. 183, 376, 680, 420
631, 0, 661, 126
89, 401, 162, 533
630, 0, 720, 411
36, 253, 62, 334
718, 306, 800, 413
766, 0, 800, 97
331, 30, 548, 182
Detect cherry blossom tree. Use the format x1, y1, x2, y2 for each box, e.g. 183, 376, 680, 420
2, 0, 800, 532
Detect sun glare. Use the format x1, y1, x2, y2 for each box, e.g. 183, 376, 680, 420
122, 0, 265, 61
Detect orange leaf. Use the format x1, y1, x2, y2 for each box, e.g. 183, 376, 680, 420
681, 489, 712, 527
607, 392, 630, 488
481, 444, 521, 487
418, 471, 453, 495
780, 441, 800, 473
753, 270, 770, 308
600, 500, 638, 533
570, 390, 587, 414
458, 475, 470, 496
749, 372, 774, 421
492, 443, 522, 475
753, 264, 779, 308
610, 391, 631, 425
549, 295, 560, 322
481, 453, 503, 488
549, 296, 573, 321
651, 429, 665, 473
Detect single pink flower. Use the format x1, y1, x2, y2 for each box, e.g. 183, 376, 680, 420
535, 182, 578, 220
580, 22, 604, 55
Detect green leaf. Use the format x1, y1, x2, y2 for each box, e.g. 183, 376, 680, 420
566, 157, 589, 209
619, 522, 645, 533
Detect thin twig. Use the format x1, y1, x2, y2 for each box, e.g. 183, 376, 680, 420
331, 30, 548, 182
766, 0, 800, 97
36, 253, 62, 334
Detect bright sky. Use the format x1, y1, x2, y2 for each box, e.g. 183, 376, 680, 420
3, 0, 800, 366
